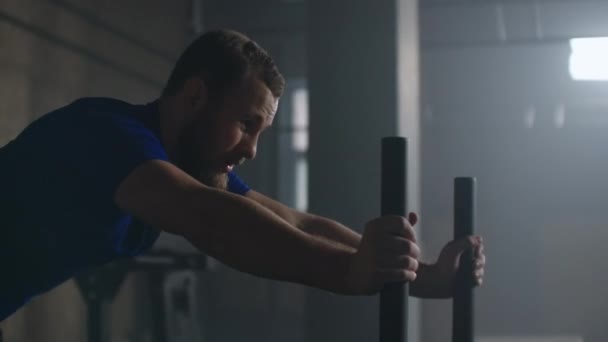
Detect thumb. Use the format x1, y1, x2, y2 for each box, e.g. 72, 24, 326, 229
439, 236, 478, 268
407, 212, 418, 226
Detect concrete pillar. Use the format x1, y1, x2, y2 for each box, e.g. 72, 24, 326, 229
306, 1, 421, 341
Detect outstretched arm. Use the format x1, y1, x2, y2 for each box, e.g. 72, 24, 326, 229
246, 191, 433, 294
245, 190, 362, 252
243, 191, 485, 299
114, 160, 354, 294
115, 161, 419, 295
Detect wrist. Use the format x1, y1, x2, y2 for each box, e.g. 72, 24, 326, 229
342, 249, 378, 296
308, 245, 357, 295
410, 262, 427, 297
342, 250, 364, 295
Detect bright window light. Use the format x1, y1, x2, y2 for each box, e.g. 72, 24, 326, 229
291, 88, 309, 152
295, 158, 308, 211
569, 37, 608, 81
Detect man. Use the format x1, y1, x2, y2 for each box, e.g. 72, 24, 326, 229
0, 29, 485, 321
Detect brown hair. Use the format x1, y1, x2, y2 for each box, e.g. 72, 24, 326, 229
162, 29, 285, 100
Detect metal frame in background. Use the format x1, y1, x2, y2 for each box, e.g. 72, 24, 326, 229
75, 251, 208, 342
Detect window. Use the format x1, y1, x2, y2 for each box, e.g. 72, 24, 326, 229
277, 80, 309, 212
569, 37, 608, 81
291, 88, 309, 153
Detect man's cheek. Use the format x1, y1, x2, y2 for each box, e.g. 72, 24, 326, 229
218, 127, 241, 149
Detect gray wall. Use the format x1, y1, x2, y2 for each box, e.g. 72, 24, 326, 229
306, 0, 421, 340
0, 0, 191, 341
420, 1, 608, 341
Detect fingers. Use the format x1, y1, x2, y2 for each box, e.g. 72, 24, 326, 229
473, 267, 484, 286
474, 251, 485, 268
367, 215, 417, 242
378, 254, 419, 271
472, 238, 485, 287
375, 238, 419, 283
359, 214, 422, 291
439, 237, 474, 268
378, 268, 417, 283
439, 235, 485, 288
376, 240, 419, 287
408, 212, 418, 226
475, 241, 484, 257
442, 235, 483, 261
379, 237, 420, 259
472, 238, 485, 269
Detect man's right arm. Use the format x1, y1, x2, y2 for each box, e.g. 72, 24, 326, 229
114, 160, 355, 294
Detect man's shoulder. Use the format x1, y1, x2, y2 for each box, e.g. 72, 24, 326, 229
9, 97, 134, 144
69, 96, 138, 115
36, 97, 139, 127
73, 96, 131, 105
65, 97, 160, 134
19, 97, 158, 146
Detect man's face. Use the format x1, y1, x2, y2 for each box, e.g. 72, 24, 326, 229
176, 76, 278, 189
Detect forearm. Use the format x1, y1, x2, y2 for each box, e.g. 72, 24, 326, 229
184, 189, 354, 294
297, 214, 447, 298
299, 215, 362, 252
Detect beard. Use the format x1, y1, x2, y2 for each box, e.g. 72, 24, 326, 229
198, 168, 228, 190
174, 115, 229, 191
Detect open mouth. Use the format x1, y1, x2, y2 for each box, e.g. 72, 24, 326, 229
221, 158, 243, 173
222, 160, 240, 173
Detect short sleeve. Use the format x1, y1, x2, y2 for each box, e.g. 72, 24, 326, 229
71, 112, 169, 204
227, 172, 251, 195
70, 107, 249, 202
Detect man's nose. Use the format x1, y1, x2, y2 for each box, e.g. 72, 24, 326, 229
241, 136, 258, 160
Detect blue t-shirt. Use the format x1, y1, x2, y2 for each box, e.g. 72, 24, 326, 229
0, 97, 250, 321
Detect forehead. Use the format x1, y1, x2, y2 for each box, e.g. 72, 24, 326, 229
223, 76, 278, 118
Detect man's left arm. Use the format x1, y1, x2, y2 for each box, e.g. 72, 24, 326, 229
245, 190, 361, 252
246, 191, 438, 294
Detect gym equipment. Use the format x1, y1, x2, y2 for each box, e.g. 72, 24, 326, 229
453, 177, 476, 342
75, 247, 207, 342
379, 137, 408, 342
379, 137, 477, 342
163, 270, 204, 342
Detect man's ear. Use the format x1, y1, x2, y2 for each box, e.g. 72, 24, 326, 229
182, 77, 208, 112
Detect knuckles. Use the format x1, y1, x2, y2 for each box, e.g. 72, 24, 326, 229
365, 215, 414, 236
403, 256, 419, 271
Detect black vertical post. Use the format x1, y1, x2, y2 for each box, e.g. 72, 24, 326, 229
75, 261, 130, 342
453, 177, 476, 342
149, 271, 168, 342
86, 298, 103, 342
380, 137, 408, 342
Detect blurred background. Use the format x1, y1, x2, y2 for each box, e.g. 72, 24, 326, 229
1, 0, 607, 341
